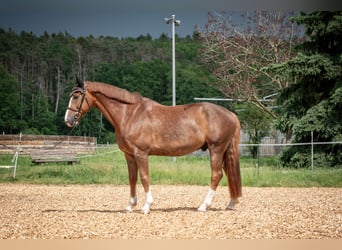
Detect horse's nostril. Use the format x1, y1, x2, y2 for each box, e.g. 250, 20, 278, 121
65, 116, 76, 128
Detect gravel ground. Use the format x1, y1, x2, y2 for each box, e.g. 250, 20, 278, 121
0, 184, 341, 239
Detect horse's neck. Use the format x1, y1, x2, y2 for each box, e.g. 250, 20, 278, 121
96, 96, 124, 131
87, 81, 141, 104
86, 82, 140, 131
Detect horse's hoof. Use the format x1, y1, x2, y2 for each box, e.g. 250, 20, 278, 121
226, 205, 235, 210
197, 204, 207, 212
141, 203, 151, 214
227, 199, 238, 210
126, 206, 133, 212
142, 209, 150, 214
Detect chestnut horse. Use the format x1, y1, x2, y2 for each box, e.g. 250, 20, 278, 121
64, 79, 242, 214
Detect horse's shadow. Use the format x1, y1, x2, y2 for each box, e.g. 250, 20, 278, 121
42, 208, 125, 213
151, 207, 224, 212
42, 206, 224, 214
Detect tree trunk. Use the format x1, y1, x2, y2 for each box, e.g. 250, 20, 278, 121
55, 66, 60, 114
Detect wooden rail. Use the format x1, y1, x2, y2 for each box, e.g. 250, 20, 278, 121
30, 150, 80, 165
0, 134, 96, 155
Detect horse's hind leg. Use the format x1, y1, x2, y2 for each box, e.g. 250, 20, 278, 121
198, 151, 224, 212
223, 138, 242, 210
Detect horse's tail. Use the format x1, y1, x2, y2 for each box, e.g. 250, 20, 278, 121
224, 122, 242, 200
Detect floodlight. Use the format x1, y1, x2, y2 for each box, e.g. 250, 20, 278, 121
164, 17, 172, 24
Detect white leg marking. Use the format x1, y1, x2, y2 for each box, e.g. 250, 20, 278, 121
125, 195, 137, 212
141, 191, 153, 214
198, 188, 216, 212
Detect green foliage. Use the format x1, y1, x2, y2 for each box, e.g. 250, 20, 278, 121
270, 11, 342, 167
0, 28, 217, 138
293, 11, 342, 55
237, 103, 273, 158
0, 65, 22, 133
284, 53, 340, 80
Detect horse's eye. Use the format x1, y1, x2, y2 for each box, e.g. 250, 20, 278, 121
73, 95, 79, 100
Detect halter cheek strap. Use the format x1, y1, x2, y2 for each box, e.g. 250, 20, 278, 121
68, 84, 90, 119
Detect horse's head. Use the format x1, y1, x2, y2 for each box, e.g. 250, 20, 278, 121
64, 78, 92, 128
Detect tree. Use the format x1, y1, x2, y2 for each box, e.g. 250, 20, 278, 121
199, 11, 303, 117
0, 65, 22, 133
0, 27, 230, 142
267, 11, 342, 167
238, 103, 273, 158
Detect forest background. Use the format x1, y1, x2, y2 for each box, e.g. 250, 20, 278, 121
0, 28, 222, 142
0, 11, 341, 167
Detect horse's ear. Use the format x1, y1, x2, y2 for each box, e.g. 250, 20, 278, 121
75, 75, 84, 88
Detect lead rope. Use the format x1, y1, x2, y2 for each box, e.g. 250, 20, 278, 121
46, 121, 85, 151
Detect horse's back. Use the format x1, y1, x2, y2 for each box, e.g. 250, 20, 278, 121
150, 101, 239, 133
154, 101, 239, 144
179, 102, 238, 127
197, 102, 239, 141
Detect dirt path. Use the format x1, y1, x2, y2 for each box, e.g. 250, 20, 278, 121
0, 184, 341, 239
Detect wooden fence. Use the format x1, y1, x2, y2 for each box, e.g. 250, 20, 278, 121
0, 134, 96, 155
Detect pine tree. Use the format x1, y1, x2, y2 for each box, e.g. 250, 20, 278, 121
270, 11, 342, 167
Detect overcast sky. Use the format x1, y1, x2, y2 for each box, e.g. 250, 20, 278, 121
0, 0, 339, 38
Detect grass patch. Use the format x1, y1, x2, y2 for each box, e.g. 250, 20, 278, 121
1, 148, 341, 187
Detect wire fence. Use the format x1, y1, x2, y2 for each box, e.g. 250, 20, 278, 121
1, 134, 341, 171
239, 141, 342, 170
91, 141, 342, 170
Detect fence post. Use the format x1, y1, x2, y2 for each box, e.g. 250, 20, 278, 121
311, 131, 314, 171
257, 144, 260, 176
13, 132, 22, 178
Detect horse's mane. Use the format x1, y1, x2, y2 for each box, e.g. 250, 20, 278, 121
86, 81, 143, 104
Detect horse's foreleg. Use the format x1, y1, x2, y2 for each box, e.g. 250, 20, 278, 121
125, 153, 138, 212
137, 155, 153, 214
126, 196, 137, 212
198, 152, 223, 212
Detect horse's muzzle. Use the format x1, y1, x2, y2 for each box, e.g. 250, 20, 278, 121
65, 116, 78, 128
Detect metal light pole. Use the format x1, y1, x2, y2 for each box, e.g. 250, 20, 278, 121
165, 15, 180, 163
164, 15, 180, 107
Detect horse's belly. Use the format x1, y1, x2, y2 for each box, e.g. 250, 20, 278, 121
149, 132, 204, 156
149, 145, 202, 156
